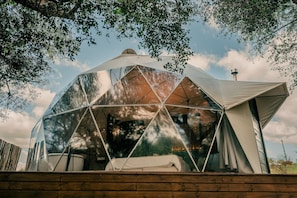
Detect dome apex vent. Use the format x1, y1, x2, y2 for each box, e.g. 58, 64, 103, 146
121, 48, 137, 55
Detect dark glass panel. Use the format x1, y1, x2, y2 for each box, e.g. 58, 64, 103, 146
95, 67, 160, 105
131, 108, 195, 172
249, 99, 269, 173
167, 106, 219, 171
138, 66, 182, 102
68, 109, 108, 170
43, 108, 87, 154
92, 105, 159, 158
45, 78, 88, 115
166, 77, 220, 110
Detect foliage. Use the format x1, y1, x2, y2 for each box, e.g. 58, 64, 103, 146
0, 0, 196, 118
0, 0, 80, 117
198, 0, 297, 91
269, 158, 296, 174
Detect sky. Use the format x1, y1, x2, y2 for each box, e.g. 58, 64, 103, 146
1, 19, 297, 170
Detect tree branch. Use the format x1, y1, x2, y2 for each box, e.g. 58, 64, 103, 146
13, 0, 82, 19
258, 17, 297, 43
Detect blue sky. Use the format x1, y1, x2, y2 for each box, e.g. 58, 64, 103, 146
1, 19, 297, 170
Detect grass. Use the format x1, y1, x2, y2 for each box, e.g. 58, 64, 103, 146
270, 163, 297, 174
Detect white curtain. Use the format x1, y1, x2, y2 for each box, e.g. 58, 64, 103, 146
219, 116, 253, 173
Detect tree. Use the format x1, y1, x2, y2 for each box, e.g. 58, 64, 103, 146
0, 0, 195, 118
198, 0, 297, 91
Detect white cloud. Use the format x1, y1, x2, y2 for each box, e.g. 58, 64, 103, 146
188, 53, 217, 70
54, 57, 91, 72
0, 87, 55, 148
30, 88, 55, 117
217, 49, 285, 82
263, 93, 297, 146
206, 16, 220, 31
0, 111, 35, 148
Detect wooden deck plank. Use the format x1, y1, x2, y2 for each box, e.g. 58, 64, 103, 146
0, 172, 297, 197
246, 192, 297, 198
60, 181, 137, 191
0, 190, 58, 198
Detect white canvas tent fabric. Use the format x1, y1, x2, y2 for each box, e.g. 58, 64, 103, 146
226, 102, 261, 173
219, 116, 254, 173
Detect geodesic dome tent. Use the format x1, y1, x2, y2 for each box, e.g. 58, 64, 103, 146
26, 49, 289, 173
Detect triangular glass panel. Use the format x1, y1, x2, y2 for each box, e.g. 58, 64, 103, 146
204, 137, 220, 172
43, 108, 87, 154
138, 66, 183, 102
130, 108, 195, 172
166, 77, 220, 110
68, 109, 108, 170
109, 66, 135, 85
91, 105, 159, 159
94, 67, 160, 105
80, 66, 134, 104
27, 120, 42, 151
167, 106, 219, 171
45, 77, 88, 116
26, 120, 46, 171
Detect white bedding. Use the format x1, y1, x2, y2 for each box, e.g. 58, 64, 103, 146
105, 154, 190, 172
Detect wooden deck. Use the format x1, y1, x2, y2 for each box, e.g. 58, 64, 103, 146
1, 171, 297, 197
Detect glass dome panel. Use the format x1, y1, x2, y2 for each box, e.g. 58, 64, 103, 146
26, 120, 46, 171
67, 109, 108, 170
166, 77, 220, 110
167, 106, 219, 171
27, 120, 42, 154
91, 105, 159, 158
80, 66, 134, 104
138, 66, 182, 102
131, 108, 196, 171
109, 66, 135, 85
94, 67, 160, 105
43, 108, 87, 154
45, 77, 88, 116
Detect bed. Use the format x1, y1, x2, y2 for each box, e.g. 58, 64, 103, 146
105, 154, 190, 172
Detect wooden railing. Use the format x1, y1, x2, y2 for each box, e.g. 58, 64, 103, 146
1, 171, 297, 197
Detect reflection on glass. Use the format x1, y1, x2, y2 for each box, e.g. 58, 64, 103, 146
95, 67, 160, 105
168, 106, 219, 170
166, 77, 220, 110
26, 121, 46, 171
132, 108, 194, 171
67, 109, 108, 170
109, 66, 134, 85
92, 105, 159, 158
43, 108, 86, 154
139, 66, 182, 102
27, 62, 227, 172
46, 78, 88, 115
80, 72, 111, 105
80, 67, 134, 105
